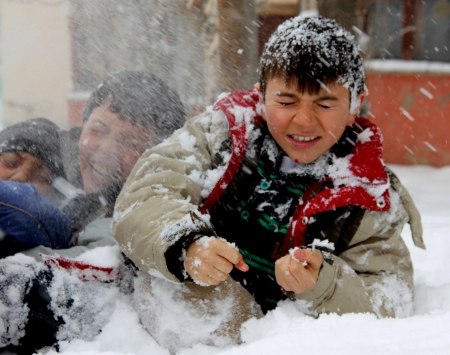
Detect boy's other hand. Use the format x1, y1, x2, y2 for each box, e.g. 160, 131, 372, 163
275, 249, 323, 294
184, 236, 249, 286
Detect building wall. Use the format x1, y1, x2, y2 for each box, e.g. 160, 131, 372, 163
1, 0, 71, 129
365, 60, 450, 167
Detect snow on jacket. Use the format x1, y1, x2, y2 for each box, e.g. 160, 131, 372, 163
113, 89, 425, 318
21, 181, 125, 281
0, 216, 130, 352
0, 178, 127, 351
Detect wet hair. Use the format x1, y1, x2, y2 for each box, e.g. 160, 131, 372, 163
83, 71, 186, 142
0, 118, 65, 179
259, 16, 366, 113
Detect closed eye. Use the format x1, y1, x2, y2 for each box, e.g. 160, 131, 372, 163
90, 128, 107, 136
0, 154, 21, 168
0, 158, 19, 168
278, 100, 296, 107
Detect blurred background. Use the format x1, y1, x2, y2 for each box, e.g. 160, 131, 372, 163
0, 0, 449, 166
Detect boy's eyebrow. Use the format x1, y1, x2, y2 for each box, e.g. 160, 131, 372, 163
273, 91, 339, 101
273, 91, 298, 98
316, 95, 339, 101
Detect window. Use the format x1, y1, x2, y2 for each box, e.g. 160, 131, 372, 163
362, 0, 450, 61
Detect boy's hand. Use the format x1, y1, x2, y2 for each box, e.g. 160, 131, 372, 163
184, 236, 249, 286
275, 249, 323, 294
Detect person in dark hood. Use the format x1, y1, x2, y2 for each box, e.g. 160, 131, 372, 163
0, 118, 66, 200
0, 118, 72, 257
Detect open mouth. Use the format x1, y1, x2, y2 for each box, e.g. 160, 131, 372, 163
289, 135, 320, 142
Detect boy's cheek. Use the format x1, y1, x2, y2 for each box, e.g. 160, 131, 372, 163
259, 103, 268, 121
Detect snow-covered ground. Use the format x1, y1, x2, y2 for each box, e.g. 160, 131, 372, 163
51, 164, 450, 355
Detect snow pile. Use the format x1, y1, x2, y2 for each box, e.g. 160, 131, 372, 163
0, 255, 44, 346
132, 273, 259, 353
49, 267, 122, 343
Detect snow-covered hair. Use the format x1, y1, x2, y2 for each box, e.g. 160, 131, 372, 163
83, 71, 186, 142
259, 16, 366, 113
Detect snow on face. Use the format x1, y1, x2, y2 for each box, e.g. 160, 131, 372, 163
262, 78, 357, 165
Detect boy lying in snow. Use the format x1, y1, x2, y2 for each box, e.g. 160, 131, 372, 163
113, 16, 426, 350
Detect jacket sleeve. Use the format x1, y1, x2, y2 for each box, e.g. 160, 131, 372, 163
112, 110, 230, 282
295, 185, 420, 318
20, 218, 117, 262
0, 181, 72, 257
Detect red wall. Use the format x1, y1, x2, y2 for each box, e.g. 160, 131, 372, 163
366, 73, 450, 166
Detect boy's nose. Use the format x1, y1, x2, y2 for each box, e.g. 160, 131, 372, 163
293, 105, 316, 127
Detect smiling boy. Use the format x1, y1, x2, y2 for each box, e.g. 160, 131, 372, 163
78, 70, 185, 195
60, 71, 186, 233
113, 16, 425, 346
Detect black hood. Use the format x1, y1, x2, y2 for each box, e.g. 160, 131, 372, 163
0, 118, 66, 179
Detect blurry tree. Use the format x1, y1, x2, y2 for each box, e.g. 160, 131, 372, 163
317, 0, 363, 32
70, 0, 259, 121
203, 0, 258, 97
70, 0, 208, 119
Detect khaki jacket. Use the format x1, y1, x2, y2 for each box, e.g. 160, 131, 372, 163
113, 106, 425, 319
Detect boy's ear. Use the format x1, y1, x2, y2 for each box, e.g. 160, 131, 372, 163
254, 83, 263, 103
254, 83, 267, 121
348, 92, 366, 125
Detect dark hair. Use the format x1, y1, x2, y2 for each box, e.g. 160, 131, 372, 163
0, 118, 65, 178
83, 71, 186, 142
259, 16, 365, 113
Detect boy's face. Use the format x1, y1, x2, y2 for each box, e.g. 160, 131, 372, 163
258, 76, 364, 164
79, 101, 155, 193
0, 151, 54, 197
